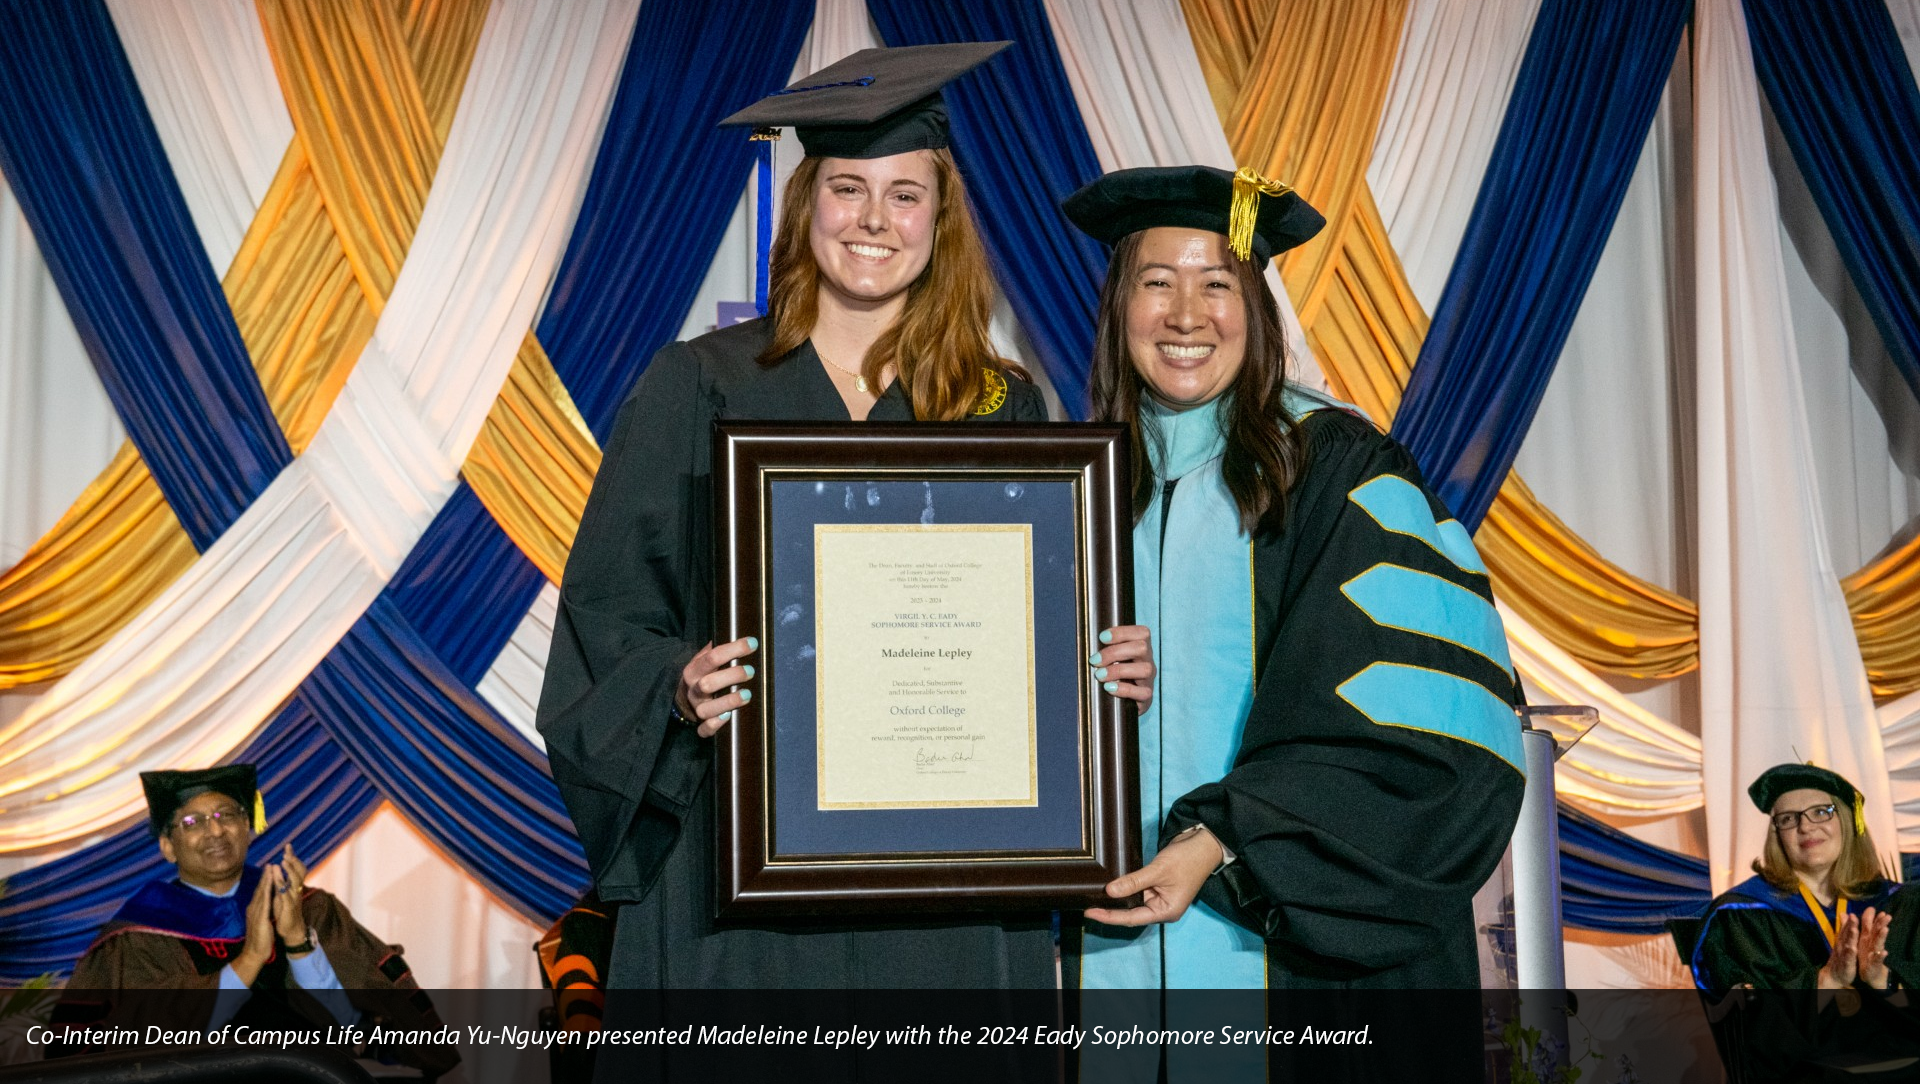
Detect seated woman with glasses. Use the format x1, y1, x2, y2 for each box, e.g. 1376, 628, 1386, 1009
1687, 763, 1920, 1074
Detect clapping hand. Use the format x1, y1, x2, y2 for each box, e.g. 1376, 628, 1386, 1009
268, 844, 310, 951
1820, 907, 1895, 990
232, 871, 277, 985
1857, 907, 1894, 990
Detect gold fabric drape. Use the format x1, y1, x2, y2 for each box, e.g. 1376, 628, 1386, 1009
1180, 0, 1704, 681
1844, 535, 1920, 700
0, 452, 195, 686
0, 0, 486, 690
463, 341, 601, 583
264, 0, 600, 587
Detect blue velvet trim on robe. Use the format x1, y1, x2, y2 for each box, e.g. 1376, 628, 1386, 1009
1346, 476, 1487, 575
1339, 563, 1512, 668
110, 865, 263, 942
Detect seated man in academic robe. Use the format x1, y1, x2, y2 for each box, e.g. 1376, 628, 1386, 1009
55, 765, 458, 1075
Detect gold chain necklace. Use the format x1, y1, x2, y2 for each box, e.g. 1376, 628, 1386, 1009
816, 350, 870, 394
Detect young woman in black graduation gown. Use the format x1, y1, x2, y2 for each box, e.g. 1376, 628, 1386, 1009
535, 47, 1153, 993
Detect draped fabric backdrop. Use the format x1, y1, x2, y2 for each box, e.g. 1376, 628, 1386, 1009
0, 0, 1917, 999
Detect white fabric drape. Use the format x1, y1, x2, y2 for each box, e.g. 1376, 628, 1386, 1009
1885, 689, 1920, 837
0, 0, 640, 851
799, 0, 880, 74
1891, 0, 1920, 78
1039, 0, 1323, 391
0, 178, 122, 568
1368, 0, 1540, 311
1694, 0, 1893, 890
103, 0, 290, 277
1767, 86, 1920, 579
478, 582, 557, 750
1506, 605, 1703, 815
309, 802, 545, 989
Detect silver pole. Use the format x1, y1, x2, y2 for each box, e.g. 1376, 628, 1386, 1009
1513, 726, 1565, 990
1512, 724, 1569, 1068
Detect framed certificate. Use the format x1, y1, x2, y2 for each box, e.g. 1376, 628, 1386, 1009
711, 423, 1140, 917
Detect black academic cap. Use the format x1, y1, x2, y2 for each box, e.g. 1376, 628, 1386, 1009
1749, 762, 1864, 824
719, 42, 1010, 159
1062, 165, 1326, 264
141, 764, 265, 838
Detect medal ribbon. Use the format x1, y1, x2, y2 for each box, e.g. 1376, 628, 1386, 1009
1797, 882, 1849, 948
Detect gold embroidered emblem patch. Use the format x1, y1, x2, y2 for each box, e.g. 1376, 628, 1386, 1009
973, 368, 1008, 415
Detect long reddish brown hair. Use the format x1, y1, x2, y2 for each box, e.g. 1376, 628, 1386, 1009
1089, 231, 1307, 534
758, 150, 1016, 420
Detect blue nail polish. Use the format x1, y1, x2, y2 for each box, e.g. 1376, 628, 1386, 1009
746, 636, 759, 651
743, 664, 756, 679
1095, 667, 1109, 680
1103, 681, 1119, 694
740, 689, 753, 703
1099, 629, 1114, 644
1088, 651, 1101, 665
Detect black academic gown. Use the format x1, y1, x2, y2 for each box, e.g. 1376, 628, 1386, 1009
1183, 408, 1525, 988
1070, 407, 1525, 991
536, 318, 1053, 991
1066, 407, 1521, 1082
1687, 877, 1920, 1081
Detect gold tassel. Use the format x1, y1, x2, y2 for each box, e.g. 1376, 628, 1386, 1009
1229, 167, 1293, 262
749, 126, 781, 142
1853, 790, 1867, 837
252, 791, 269, 835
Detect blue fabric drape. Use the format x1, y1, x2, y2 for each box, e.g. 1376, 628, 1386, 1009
867, 0, 1107, 418
0, 0, 289, 548
296, 601, 588, 921
1557, 805, 1710, 935
383, 485, 547, 686
1744, 0, 1920, 403
538, 0, 814, 438
1388, 0, 1691, 529
0, 708, 378, 981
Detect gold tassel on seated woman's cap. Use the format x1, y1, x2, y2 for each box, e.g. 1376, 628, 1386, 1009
1229, 167, 1293, 261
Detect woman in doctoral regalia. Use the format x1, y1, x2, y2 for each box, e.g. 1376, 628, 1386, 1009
535, 43, 1152, 997
1686, 763, 1920, 1080
1058, 166, 1527, 1080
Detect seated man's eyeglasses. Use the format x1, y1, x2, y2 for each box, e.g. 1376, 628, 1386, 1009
1770, 803, 1837, 831
172, 805, 247, 835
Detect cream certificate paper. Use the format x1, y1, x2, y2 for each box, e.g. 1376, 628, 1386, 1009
815, 524, 1037, 809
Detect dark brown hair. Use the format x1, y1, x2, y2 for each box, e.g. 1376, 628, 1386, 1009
759, 150, 1016, 420
1752, 791, 1888, 899
1089, 231, 1307, 533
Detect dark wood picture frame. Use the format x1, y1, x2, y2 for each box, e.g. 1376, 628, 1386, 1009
711, 422, 1140, 917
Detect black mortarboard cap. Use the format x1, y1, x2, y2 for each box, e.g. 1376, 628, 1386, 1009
1062, 165, 1326, 264
719, 42, 1010, 159
1749, 762, 1868, 836
141, 764, 265, 838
